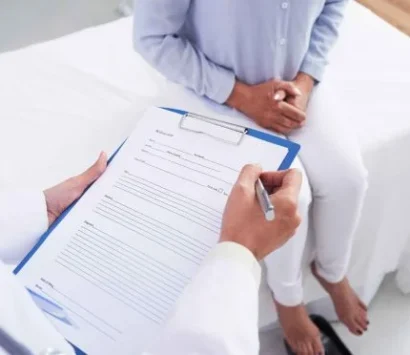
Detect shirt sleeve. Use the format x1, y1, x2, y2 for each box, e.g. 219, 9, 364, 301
143, 242, 261, 355
133, 0, 236, 104
0, 190, 48, 264
300, 0, 349, 82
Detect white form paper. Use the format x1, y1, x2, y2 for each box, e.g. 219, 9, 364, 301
16, 107, 290, 354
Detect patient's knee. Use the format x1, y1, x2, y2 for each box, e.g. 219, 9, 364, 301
316, 159, 368, 199
342, 160, 368, 197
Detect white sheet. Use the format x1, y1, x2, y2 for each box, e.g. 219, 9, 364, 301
0, 0, 409, 335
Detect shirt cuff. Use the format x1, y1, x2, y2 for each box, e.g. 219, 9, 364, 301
300, 57, 327, 83
207, 67, 236, 104
203, 242, 261, 286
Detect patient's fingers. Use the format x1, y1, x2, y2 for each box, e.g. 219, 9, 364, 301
271, 114, 301, 129
278, 101, 306, 122
276, 81, 302, 97
270, 122, 294, 135
273, 89, 287, 101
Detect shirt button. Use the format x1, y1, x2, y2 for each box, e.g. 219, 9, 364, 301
279, 38, 287, 45
281, 2, 288, 9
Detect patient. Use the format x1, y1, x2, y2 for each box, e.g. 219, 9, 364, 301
134, 1, 369, 354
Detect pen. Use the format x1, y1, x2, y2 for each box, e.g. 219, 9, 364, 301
255, 178, 275, 221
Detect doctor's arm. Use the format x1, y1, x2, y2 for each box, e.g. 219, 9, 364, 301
0, 153, 107, 264
133, 0, 235, 104
145, 165, 302, 355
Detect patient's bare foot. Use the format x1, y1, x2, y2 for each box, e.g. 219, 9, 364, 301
275, 301, 324, 355
312, 263, 369, 335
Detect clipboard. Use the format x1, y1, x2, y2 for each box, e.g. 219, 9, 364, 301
165, 108, 300, 171
14, 107, 300, 355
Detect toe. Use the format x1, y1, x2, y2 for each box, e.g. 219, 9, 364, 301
362, 309, 369, 324
286, 336, 301, 355
360, 308, 369, 327
305, 342, 315, 355
345, 317, 361, 335
356, 314, 368, 332
354, 319, 365, 335
287, 339, 298, 354
358, 298, 368, 311
299, 342, 309, 354
310, 339, 322, 355
312, 336, 325, 354
351, 329, 361, 336
294, 341, 304, 354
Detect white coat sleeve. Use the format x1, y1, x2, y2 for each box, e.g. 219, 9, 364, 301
0, 190, 49, 264
0, 190, 75, 354
144, 242, 262, 355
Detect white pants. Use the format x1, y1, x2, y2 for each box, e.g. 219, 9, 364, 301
264, 82, 368, 306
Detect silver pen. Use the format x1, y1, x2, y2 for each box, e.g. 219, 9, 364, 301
255, 178, 275, 221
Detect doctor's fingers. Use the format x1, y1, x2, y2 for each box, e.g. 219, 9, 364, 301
271, 169, 302, 202
75, 152, 108, 187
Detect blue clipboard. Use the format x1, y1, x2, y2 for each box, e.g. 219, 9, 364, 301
14, 107, 300, 355
166, 108, 300, 171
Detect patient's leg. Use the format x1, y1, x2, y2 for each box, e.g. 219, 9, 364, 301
265, 169, 324, 354
289, 82, 369, 336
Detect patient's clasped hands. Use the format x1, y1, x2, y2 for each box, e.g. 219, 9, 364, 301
226, 74, 314, 135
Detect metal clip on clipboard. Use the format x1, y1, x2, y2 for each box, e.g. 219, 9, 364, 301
179, 112, 248, 145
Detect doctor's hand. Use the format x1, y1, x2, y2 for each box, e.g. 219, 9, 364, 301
225, 80, 305, 135
220, 164, 302, 260
43, 152, 107, 226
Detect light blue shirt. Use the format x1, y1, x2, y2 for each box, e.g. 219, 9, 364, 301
134, 0, 348, 104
